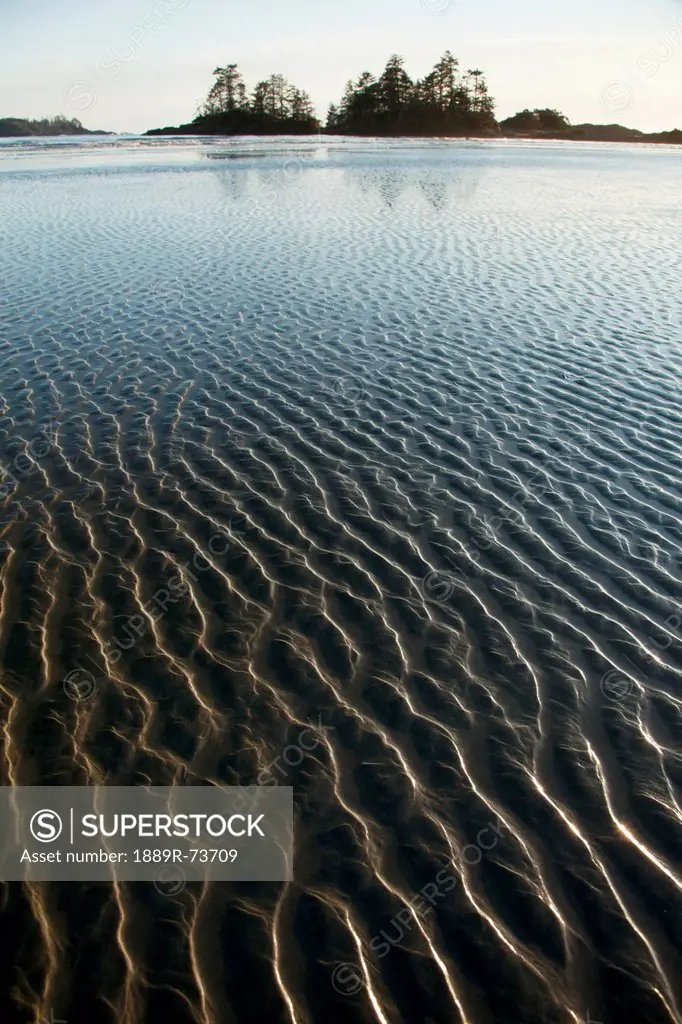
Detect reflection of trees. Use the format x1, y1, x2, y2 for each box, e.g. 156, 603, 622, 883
204, 147, 320, 215
204, 139, 489, 214
350, 155, 487, 211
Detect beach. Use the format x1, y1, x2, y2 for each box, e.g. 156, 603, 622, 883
1, 134, 681, 1023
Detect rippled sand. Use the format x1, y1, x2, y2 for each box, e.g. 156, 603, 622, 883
1, 136, 681, 1024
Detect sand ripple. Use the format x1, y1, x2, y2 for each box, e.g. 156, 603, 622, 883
0, 136, 681, 1024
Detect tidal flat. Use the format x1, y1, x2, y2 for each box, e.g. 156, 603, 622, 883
0, 134, 681, 1024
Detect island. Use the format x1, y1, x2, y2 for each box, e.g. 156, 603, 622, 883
0, 116, 112, 138
498, 108, 682, 145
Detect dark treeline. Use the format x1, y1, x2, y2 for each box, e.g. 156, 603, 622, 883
498, 108, 569, 133
147, 52, 496, 136
327, 52, 496, 135
498, 106, 682, 144
0, 116, 109, 137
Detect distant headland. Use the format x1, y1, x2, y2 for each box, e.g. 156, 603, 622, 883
145, 54, 681, 144
497, 108, 682, 145
0, 116, 112, 137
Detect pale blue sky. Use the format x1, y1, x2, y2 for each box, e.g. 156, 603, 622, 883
1, 0, 681, 133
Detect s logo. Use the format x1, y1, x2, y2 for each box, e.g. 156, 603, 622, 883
30, 809, 63, 843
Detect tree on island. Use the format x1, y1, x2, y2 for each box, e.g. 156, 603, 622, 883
203, 64, 247, 115
327, 51, 497, 135
0, 115, 109, 137
499, 108, 569, 134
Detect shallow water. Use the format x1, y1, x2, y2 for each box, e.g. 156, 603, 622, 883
1, 134, 682, 1024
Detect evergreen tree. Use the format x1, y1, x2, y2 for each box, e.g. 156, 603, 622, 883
203, 65, 247, 115
433, 51, 459, 109
326, 103, 339, 131
251, 79, 269, 117
288, 87, 314, 121
268, 74, 288, 118
378, 55, 412, 121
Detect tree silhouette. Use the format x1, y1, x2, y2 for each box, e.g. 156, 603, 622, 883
433, 51, 459, 108
203, 65, 247, 115
378, 55, 413, 121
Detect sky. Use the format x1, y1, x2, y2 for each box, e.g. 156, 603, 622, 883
1, 0, 681, 134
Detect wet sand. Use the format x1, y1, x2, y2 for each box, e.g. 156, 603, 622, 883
0, 136, 681, 1023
